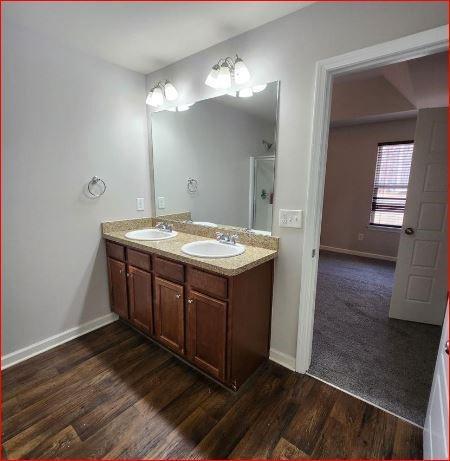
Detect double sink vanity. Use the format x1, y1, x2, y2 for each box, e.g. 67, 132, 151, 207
103, 217, 278, 390
104, 79, 280, 390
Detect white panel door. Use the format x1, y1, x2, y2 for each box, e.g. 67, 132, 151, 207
424, 304, 449, 460
389, 108, 447, 325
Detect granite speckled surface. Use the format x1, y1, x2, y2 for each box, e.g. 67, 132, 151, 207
102, 228, 277, 276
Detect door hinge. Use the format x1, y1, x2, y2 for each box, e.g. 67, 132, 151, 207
312, 249, 316, 258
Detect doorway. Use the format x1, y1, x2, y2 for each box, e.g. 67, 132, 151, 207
297, 29, 448, 426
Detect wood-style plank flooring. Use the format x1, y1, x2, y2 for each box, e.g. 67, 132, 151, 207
3, 321, 423, 459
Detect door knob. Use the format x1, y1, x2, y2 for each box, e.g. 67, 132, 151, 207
445, 340, 449, 355
404, 227, 415, 235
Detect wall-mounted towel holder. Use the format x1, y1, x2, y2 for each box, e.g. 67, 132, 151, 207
88, 176, 107, 198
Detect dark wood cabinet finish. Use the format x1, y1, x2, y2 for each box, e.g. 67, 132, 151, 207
188, 267, 228, 300
154, 277, 185, 355
187, 290, 227, 380
127, 266, 153, 334
154, 256, 185, 283
107, 257, 129, 319
105, 239, 274, 390
127, 248, 151, 272
106, 241, 125, 261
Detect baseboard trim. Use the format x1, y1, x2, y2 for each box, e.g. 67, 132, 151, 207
1, 312, 119, 370
320, 245, 397, 262
269, 348, 296, 371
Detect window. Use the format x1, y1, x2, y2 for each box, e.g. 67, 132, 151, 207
370, 141, 414, 228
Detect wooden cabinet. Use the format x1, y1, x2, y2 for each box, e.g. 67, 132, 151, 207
187, 290, 227, 380
128, 266, 153, 334
107, 257, 129, 319
105, 239, 274, 390
154, 277, 185, 355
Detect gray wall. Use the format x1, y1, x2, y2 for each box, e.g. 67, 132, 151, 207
152, 99, 274, 228
3, 22, 150, 355
146, 2, 447, 361
321, 119, 418, 258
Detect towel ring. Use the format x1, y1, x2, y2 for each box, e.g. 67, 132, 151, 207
187, 178, 198, 193
88, 176, 107, 198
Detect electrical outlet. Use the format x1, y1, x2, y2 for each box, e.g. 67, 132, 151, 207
136, 198, 144, 211
358, 233, 364, 241
279, 209, 303, 228
158, 196, 166, 209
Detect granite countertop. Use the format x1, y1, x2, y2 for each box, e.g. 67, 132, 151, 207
103, 229, 278, 276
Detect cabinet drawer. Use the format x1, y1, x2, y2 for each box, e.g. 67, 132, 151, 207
127, 248, 151, 272
188, 267, 228, 300
154, 257, 184, 283
106, 241, 125, 261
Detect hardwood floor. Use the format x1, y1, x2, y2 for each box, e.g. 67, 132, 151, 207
2, 321, 423, 459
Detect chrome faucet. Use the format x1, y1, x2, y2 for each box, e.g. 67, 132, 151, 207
155, 221, 173, 232
216, 232, 239, 245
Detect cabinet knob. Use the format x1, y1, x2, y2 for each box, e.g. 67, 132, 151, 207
187, 299, 193, 304
175, 294, 181, 299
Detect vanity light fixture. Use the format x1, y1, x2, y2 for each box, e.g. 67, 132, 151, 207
238, 87, 253, 98
252, 83, 267, 93
167, 103, 194, 112
146, 80, 179, 107
205, 55, 251, 90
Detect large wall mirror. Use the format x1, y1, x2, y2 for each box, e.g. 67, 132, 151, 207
151, 80, 279, 235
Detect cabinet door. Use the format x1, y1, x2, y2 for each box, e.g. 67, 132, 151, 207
154, 277, 184, 354
187, 290, 227, 380
107, 257, 129, 319
128, 265, 153, 335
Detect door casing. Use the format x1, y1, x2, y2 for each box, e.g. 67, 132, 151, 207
296, 25, 448, 373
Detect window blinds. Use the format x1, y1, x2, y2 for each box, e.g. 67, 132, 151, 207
370, 141, 414, 228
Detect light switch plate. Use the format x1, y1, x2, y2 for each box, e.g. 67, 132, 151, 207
279, 209, 303, 228
158, 196, 166, 209
136, 198, 145, 211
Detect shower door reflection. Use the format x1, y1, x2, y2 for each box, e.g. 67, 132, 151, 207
250, 156, 275, 234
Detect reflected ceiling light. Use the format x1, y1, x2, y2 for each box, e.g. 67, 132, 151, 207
146, 80, 178, 107
205, 55, 251, 90
252, 84, 267, 93
238, 87, 253, 98
177, 104, 190, 112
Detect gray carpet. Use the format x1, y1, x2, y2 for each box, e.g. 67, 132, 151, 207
308, 250, 441, 426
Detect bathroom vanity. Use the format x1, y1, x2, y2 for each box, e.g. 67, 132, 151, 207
103, 221, 277, 391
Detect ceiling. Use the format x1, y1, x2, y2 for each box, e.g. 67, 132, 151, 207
3, 1, 314, 74
334, 52, 448, 110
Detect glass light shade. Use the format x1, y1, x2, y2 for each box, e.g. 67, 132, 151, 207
227, 91, 237, 97
177, 104, 190, 112
167, 107, 177, 112
252, 84, 267, 93
164, 82, 178, 101
150, 87, 164, 107
145, 92, 153, 105
205, 65, 220, 88
217, 63, 232, 89
234, 57, 251, 84
238, 87, 253, 98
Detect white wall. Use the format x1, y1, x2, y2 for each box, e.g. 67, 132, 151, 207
2, 21, 150, 355
146, 2, 448, 361
321, 118, 418, 258
152, 99, 274, 227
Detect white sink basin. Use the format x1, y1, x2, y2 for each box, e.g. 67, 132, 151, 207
192, 221, 218, 228
181, 240, 245, 258
125, 228, 178, 241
